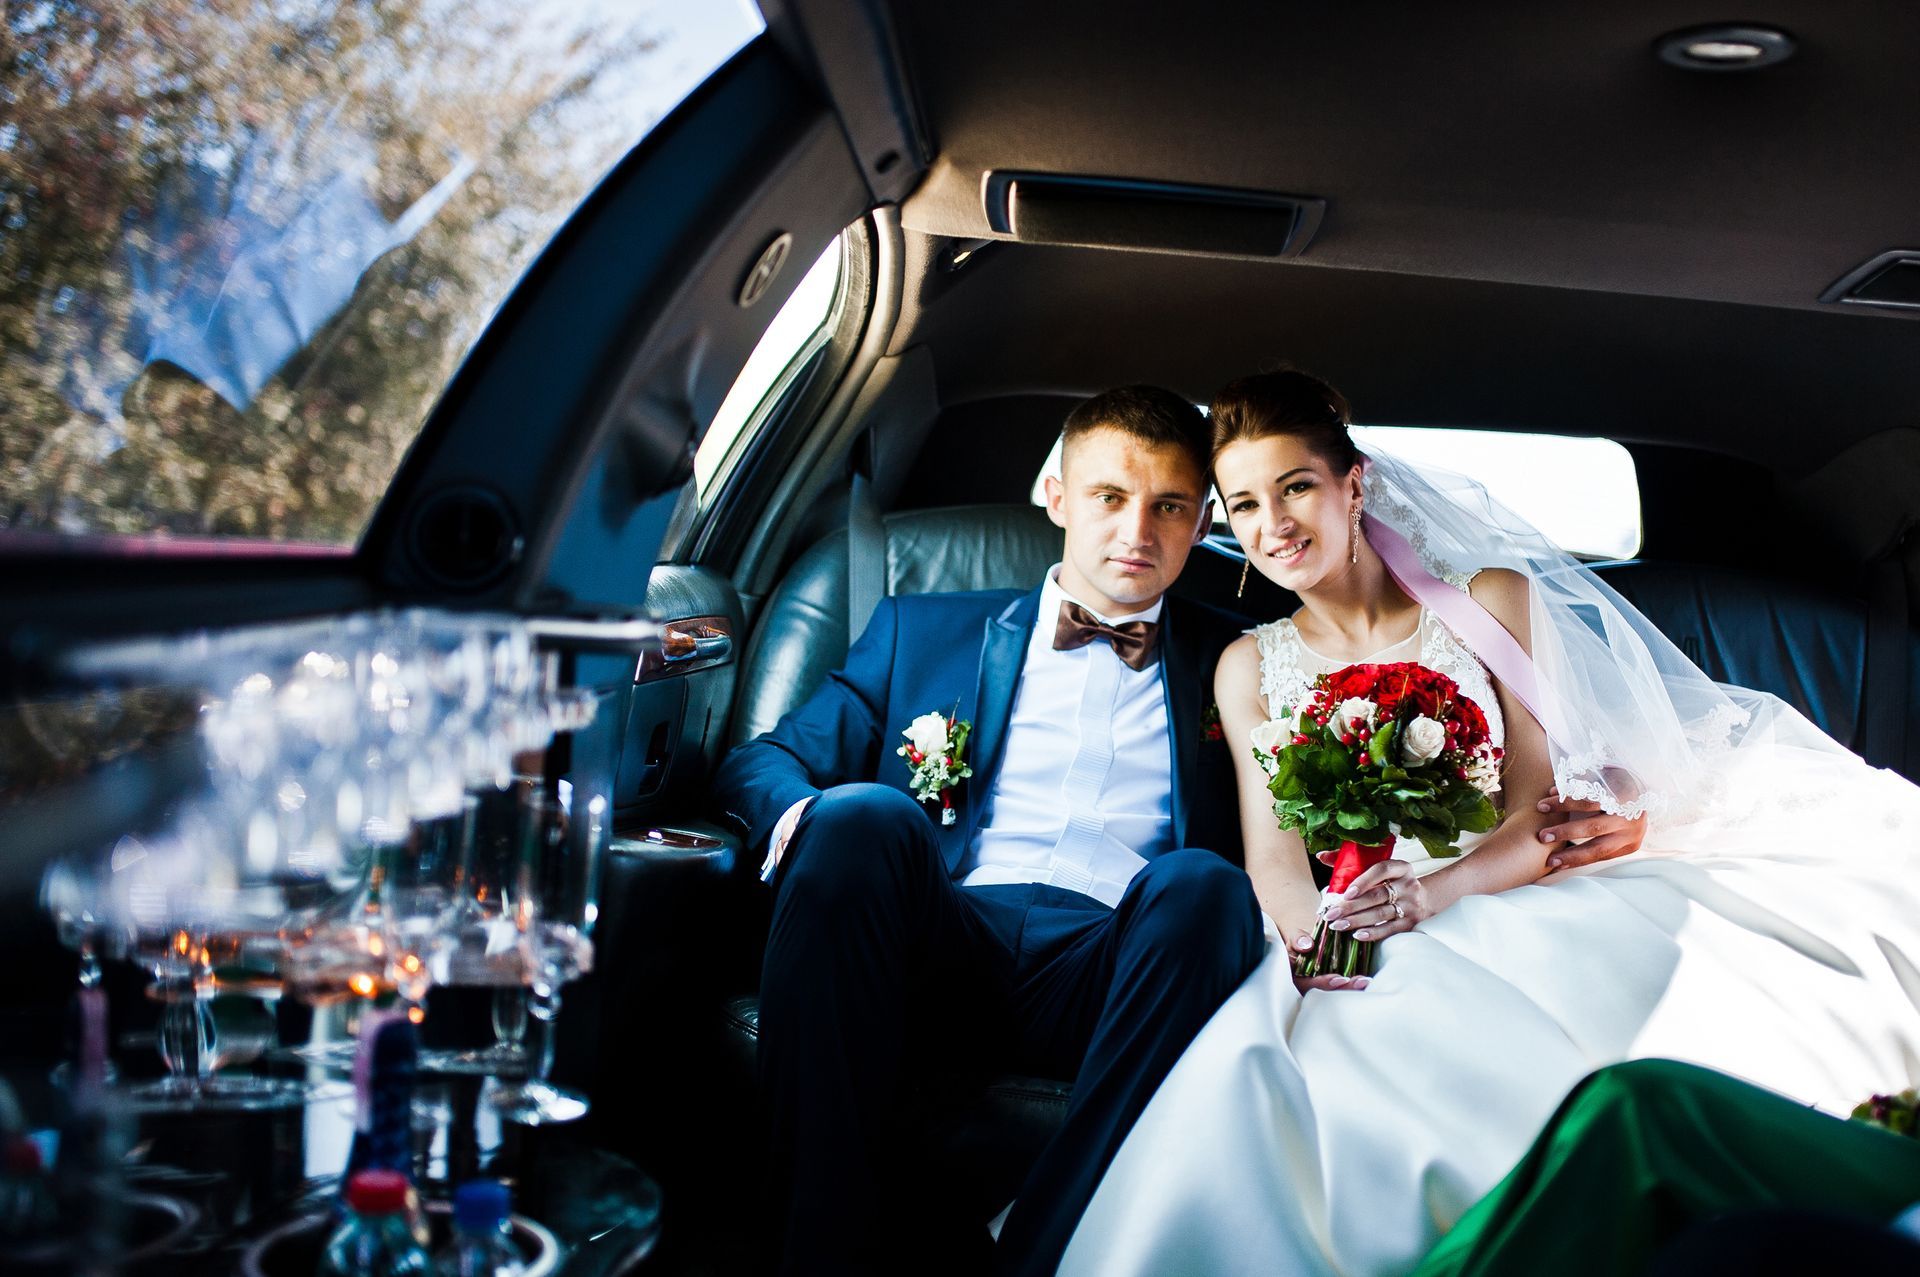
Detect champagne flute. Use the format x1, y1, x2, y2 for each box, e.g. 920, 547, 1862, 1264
484, 789, 592, 1125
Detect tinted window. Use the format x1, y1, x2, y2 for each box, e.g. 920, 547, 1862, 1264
0, 0, 762, 550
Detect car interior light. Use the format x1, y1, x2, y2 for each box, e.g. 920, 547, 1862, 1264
1686, 41, 1765, 62
1656, 24, 1796, 71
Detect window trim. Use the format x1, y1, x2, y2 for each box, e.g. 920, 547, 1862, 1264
674, 216, 878, 571
692, 234, 852, 504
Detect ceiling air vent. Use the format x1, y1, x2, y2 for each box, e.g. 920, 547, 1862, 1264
1820, 251, 1920, 312
407, 484, 524, 590
982, 172, 1324, 261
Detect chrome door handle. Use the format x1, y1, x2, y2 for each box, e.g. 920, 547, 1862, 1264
636, 617, 733, 681
663, 629, 732, 663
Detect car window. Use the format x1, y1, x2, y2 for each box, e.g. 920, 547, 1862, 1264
1348, 427, 1641, 560
1029, 425, 1642, 560
694, 236, 846, 499
0, 0, 763, 552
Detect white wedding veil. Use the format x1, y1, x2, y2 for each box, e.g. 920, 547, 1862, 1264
1358, 445, 1867, 834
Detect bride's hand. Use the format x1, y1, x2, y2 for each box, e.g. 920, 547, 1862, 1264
1294, 972, 1371, 993
1286, 932, 1372, 992
1322, 860, 1432, 942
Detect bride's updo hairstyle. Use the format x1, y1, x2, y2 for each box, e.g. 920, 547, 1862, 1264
1207, 369, 1361, 476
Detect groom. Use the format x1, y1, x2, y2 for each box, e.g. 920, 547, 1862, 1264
713, 386, 1263, 1276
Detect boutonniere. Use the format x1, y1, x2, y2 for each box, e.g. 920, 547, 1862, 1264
1203, 702, 1224, 743
898, 709, 973, 826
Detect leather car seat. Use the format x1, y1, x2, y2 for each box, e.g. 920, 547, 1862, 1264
1595, 561, 1917, 781
730, 503, 1066, 746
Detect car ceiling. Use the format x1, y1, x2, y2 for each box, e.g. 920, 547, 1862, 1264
785, 0, 1920, 469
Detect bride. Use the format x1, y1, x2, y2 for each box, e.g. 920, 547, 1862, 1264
1058, 370, 1920, 1276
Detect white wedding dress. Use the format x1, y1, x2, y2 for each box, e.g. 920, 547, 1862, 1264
1060, 595, 1920, 1277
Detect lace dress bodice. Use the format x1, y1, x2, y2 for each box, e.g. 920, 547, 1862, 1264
1253, 608, 1506, 755
1253, 602, 1506, 867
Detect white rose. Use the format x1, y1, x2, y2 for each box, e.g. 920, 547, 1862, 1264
1465, 744, 1503, 795
1248, 718, 1290, 756
1335, 697, 1377, 734
904, 712, 950, 758
1402, 715, 1447, 765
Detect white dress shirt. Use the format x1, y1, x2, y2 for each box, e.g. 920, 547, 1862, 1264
959, 567, 1176, 907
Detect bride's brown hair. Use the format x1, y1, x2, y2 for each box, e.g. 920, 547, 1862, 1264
1208, 369, 1360, 475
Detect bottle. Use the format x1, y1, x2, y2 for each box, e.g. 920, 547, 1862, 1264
319, 1169, 431, 1276
433, 1180, 525, 1277
341, 1012, 420, 1205
0, 1135, 56, 1242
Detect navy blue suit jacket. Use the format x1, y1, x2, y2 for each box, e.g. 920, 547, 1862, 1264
713, 586, 1251, 877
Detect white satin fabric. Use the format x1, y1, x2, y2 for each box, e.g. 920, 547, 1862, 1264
1061, 618, 1920, 1277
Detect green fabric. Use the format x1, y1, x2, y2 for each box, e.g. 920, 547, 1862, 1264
1411, 1059, 1920, 1277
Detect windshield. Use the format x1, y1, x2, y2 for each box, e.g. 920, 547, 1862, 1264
0, 0, 762, 551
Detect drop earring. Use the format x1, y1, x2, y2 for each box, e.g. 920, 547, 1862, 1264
1237, 557, 1250, 598
1350, 504, 1363, 565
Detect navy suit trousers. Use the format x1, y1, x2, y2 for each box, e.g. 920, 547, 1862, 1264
758, 783, 1264, 1276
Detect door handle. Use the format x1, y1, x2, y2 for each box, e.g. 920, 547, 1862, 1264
663, 626, 732, 664
636, 617, 732, 681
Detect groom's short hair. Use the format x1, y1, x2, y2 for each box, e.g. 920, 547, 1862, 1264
1061, 386, 1209, 480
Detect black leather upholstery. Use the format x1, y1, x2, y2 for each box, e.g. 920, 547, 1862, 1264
1595, 561, 1917, 777
730, 504, 1063, 745
720, 995, 1073, 1220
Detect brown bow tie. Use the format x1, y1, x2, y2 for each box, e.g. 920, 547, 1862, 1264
1052, 601, 1160, 671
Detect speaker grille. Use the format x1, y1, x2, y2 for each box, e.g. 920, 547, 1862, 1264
407, 485, 523, 589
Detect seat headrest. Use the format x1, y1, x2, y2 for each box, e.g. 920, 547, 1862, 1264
883, 504, 1064, 596
730, 505, 1064, 745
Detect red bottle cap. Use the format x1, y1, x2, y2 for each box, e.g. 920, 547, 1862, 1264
345, 1168, 412, 1215
4, 1137, 43, 1174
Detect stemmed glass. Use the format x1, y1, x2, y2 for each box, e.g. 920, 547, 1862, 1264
107, 828, 313, 1112
42, 850, 126, 1094
483, 786, 601, 1125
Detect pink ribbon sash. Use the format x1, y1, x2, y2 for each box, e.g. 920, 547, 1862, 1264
1363, 513, 1551, 733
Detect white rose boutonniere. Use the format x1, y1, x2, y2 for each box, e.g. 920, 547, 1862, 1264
897, 707, 973, 825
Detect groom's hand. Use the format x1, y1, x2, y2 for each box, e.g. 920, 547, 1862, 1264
1535, 788, 1646, 871
758, 796, 816, 883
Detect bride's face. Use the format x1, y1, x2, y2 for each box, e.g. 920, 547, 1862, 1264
1215, 434, 1363, 592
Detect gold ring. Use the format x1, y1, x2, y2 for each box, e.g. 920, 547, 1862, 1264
1385, 883, 1400, 905
1393, 899, 1406, 920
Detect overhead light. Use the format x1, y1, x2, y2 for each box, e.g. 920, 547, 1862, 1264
1655, 24, 1796, 71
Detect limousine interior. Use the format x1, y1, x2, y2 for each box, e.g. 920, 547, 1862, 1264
2, 1, 1916, 1272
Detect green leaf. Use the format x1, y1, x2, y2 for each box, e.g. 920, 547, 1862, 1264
1450, 789, 1500, 833
1369, 721, 1396, 766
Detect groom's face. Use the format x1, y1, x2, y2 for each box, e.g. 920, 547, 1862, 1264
1045, 426, 1211, 616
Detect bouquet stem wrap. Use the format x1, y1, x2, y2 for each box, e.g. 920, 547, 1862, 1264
1295, 835, 1396, 979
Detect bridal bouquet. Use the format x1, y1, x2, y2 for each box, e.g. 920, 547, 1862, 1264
1253, 661, 1502, 978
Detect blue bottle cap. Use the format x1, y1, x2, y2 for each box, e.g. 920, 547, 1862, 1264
453, 1179, 513, 1232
